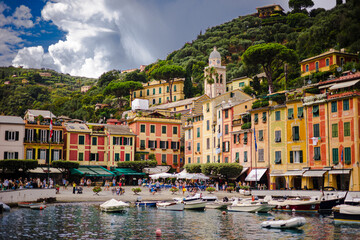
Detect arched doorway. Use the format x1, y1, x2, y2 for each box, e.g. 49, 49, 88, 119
275, 176, 286, 190
292, 176, 302, 190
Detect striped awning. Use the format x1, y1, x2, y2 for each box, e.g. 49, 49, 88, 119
329, 169, 351, 175
284, 170, 305, 176
303, 170, 326, 177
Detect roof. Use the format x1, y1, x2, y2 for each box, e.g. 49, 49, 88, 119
329, 79, 360, 90
209, 46, 221, 59
256, 4, 284, 11
65, 123, 90, 132
26, 109, 56, 118
106, 125, 136, 135
300, 49, 358, 64
112, 168, 145, 176
0, 116, 25, 125
70, 166, 114, 177
319, 72, 360, 86
149, 96, 201, 110
227, 76, 251, 83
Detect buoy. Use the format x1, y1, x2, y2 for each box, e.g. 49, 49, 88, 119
40, 207, 43, 210
252, 196, 255, 201
222, 211, 226, 215
155, 229, 162, 237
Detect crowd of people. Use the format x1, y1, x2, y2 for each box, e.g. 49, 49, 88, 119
0, 177, 55, 190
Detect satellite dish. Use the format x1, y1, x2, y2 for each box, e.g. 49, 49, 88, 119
352, 68, 356, 73
337, 67, 342, 72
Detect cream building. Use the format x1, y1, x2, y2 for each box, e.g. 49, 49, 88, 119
226, 76, 253, 92
0, 116, 25, 160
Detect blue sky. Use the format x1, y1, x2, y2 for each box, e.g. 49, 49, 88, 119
1, 0, 335, 78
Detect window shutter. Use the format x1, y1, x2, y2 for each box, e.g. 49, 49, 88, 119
113, 137, 116, 145
51, 149, 54, 162
166, 141, 169, 149
15, 152, 18, 159
46, 149, 49, 163
5, 131, 8, 140
32, 149, 36, 160
47, 130, 50, 142
155, 140, 157, 148
130, 137, 133, 146
60, 131, 63, 142
38, 149, 41, 160
15, 131, 19, 141
4, 151, 7, 159
59, 150, 62, 160
25, 129, 28, 140
300, 151, 303, 163
290, 151, 293, 163
148, 140, 150, 148
97, 153, 99, 161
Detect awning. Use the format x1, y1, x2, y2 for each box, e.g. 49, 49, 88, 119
329, 169, 351, 175
71, 166, 115, 177
240, 167, 249, 176
303, 170, 326, 177
270, 170, 284, 177
245, 168, 267, 181
113, 168, 145, 176
284, 170, 305, 176
29, 167, 62, 174
329, 79, 360, 90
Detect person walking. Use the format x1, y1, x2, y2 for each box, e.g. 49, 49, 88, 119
73, 182, 76, 194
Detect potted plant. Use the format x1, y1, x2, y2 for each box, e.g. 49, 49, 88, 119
226, 186, 234, 193
206, 187, 216, 194
170, 186, 178, 195
93, 186, 102, 195
132, 187, 142, 195
55, 184, 60, 194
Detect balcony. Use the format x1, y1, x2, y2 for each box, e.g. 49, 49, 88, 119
328, 90, 360, 100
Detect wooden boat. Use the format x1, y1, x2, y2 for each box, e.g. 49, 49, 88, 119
157, 202, 184, 211
227, 199, 275, 213
319, 187, 347, 213
30, 203, 46, 210
100, 199, 129, 212
18, 202, 33, 208
269, 197, 320, 212
333, 205, 360, 223
261, 217, 306, 229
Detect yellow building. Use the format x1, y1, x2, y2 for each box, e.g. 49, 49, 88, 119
226, 76, 253, 92
131, 78, 185, 106
300, 49, 358, 77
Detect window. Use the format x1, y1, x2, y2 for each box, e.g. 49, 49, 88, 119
262, 112, 267, 122
326, 58, 330, 66
159, 87, 162, 94
4, 131, 19, 141
113, 137, 120, 145
26, 149, 33, 160
206, 120, 210, 131
275, 111, 280, 121
171, 141, 179, 150
206, 138, 210, 149
197, 127, 200, 138
152, 99, 156, 104
258, 149, 264, 162
125, 153, 130, 161
315, 62, 319, 72
225, 109, 229, 118
133, 92, 136, 98
159, 98, 162, 104
243, 132, 248, 144
225, 157, 229, 163
148, 140, 156, 149
160, 141, 168, 149
147, 89, 149, 96
313, 105, 319, 117
288, 108, 294, 119
25, 129, 34, 142
187, 142, 191, 151
40, 129, 48, 143
345, 147, 351, 164
162, 154, 167, 164
314, 147, 321, 160
162, 126, 166, 134
188, 129, 191, 139
297, 107, 304, 118
173, 155, 178, 165
78, 135, 85, 145
235, 152, 239, 162
174, 96, 176, 101
275, 130, 282, 142
140, 140, 146, 149
225, 125, 229, 135
244, 151, 248, 162
150, 125, 155, 133
4, 151, 18, 159
39, 149, 46, 160
197, 157, 200, 163
331, 101, 337, 113
52, 150, 60, 161
292, 126, 299, 141
90, 153, 98, 161
174, 85, 177, 92
173, 126, 178, 134
290, 150, 303, 163
218, 110, 221, 119
222, 141, 229, 152
239, 82, 245, 87
79, 152, 84, 161
340, 58, 344, 66
153, 88, 155, 95
188, 157, 191, 164
344, 122, 350, 137
207, 155, 210, 163
275, 151, 281, 164
259, 130, 264, 141
305, 64, 309, 72
254, 113, 258, 124
206, 103, 210, 112
140, 124, 146, 133
92, 137, 97, 145
313, 124, 320, 138
343, 99, 349, 111
332, 148, 339, 165
332, 124, 338, 138
197, 143, 200, 152
140, 91, 143, 97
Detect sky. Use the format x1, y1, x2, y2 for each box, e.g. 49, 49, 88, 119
1, 0, 335, 78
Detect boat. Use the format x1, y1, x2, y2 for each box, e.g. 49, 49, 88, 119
0, 202, 10, 212
183, 200, 206, 210
227, 198, 275, 213
30, 203, 46, 210
261, 217, 306, 229
18, 202, 33, 208
100, 199, 129, 212
319, 187, 346, 213
333, 204, 360, 223
205, 201, 232, 209
156, 202, 184, 211
201, 195, 218, 202
269, 196, 320, 212
135, 201, 157, 207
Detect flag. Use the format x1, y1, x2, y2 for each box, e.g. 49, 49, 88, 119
254, 128, 257, 152
341, 148, 344, 164
49, 118, 53, 140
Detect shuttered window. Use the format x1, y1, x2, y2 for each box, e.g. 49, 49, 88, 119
313, 124, 320, 138
344, 122, 350, 137
297, 107, 304, 118
292, 126, 299, 141
345, 147, 351, 164
332, 148, 338, 165
332, 124, 338, 138
288, 108, 294, 119
275, 130, 281, 142
275, 151, 281, 164
314, 147, 321, 160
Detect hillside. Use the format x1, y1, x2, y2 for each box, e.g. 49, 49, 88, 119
1, 0, 359, 121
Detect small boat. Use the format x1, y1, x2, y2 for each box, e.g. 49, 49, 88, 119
0, 202, 10, 212
261, 217, 306, 229
333, 204, 360, 223
100, 199, 129, 212
319, 187, 346, 213
183, 200, 206, 210
269, 196, 320, 212
18, 202, 33, 208
227, 198, 275, 213
30, 203, 46, 210
206, 201, 232, 209
135, 201, 157, 207
157, 202, 184, 211
201, 195, 218, 202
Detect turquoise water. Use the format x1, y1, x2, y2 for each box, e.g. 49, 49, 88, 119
0, 203, 359, 239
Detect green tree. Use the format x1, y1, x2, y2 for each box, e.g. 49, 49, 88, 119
123, 70, 147, 83
184, 163, 202, 173
204, 67, 218, 98
104, 81, 143, 107
150, 65, 185, 102
242, 43, 298, 94
98, 70, 120, 87
289, 0, 314, 12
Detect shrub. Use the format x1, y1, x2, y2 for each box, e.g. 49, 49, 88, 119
241, 122, 251, 129
226, 186, 234, 193
252, 100, 269, 109
132, 187, 142, 195
170, 187, 179, 194
206, 187, 216, 193
93, 186, 102, 194
52, 160, 79, 170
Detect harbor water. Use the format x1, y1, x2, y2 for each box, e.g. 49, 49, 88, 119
0, 203, 359, 239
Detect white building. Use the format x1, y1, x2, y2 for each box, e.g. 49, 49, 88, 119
0, 116, 25, 159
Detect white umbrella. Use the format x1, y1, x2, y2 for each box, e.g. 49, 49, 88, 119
189, 173, 210, 180
149, 172, 174, 179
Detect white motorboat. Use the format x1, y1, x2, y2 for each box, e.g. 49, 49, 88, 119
333, 204, 360, 223
157, 202, 184, 211
29, 203, 46, 210
227, 198, 275, 213
206, 201, 232, 209
100, 199, 129, 212
261, 217, 306, 229
183, 200, 206, 210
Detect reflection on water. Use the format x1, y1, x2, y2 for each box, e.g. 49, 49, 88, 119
0, 203, 359, 240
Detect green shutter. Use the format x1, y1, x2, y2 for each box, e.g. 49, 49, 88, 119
313, 124, 319, 137
299, 151, 303, 163
345, 147, 351, 164
344, 122, 350, 136
290, 151, 293, 163
288, 108, 294, 119
332, 148, 339, 165
297, 107, 304, 118
332, 124, 338, 138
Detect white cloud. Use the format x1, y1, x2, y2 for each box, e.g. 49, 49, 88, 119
12, 46, 45, 69
0, 28, 23, 66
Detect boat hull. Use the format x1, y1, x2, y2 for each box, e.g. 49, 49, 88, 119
135, 201, 157, 207
319, 198, 345, 212
18, 202, 32, 208
30, 204, 46, 210
157, 202, 184, 211
228, 204, 275, 213
333, 205, 360, 223
271, 200, 320, 212
261, 217, 306, 229
184, 201, 206, 210
206, 202, 231, 209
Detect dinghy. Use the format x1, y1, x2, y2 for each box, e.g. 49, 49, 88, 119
100, 199, 129, 212
261, 217, 306, 229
